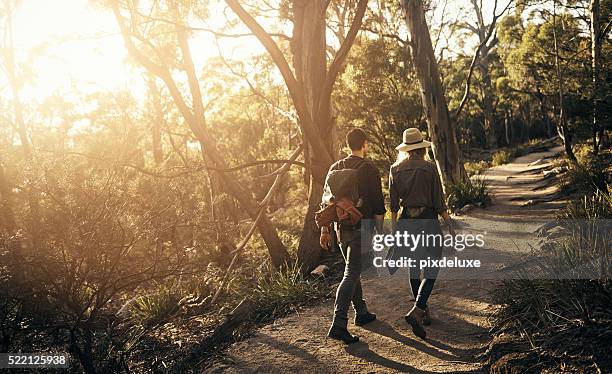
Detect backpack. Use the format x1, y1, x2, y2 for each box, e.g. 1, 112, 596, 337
315, 159, 365, 228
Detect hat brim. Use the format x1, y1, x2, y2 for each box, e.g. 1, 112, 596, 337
395, 140, 432, 152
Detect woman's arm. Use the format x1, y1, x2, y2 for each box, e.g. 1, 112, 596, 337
389, 168, 400, 232
440, 210, 455, 236
391, 211, 398, 232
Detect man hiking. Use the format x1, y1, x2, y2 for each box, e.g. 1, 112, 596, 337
319, 128, 386, 344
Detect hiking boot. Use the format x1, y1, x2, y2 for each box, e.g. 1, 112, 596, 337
423, 307, 431, 326
405, 306, 427, 339
355, 312, 376, 326
327, 325, 359, 344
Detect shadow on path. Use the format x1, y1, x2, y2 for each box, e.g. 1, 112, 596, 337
363, 320, 481, 362
345, 340, 484, 373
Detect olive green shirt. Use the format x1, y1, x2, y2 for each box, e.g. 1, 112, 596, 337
389, 159, 447, 214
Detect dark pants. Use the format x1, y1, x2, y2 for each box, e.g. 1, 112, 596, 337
332, 228, 368, 328
400, 208, 442, 310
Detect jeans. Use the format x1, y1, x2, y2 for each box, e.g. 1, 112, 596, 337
399, 208, 442, 311
332, 228, 368, 328
410, 276, 437, 310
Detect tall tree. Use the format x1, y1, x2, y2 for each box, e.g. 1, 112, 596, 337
590, 0, 603, 153
0, 0, 41, 242
225, 0, 368, 271
552, 0, 577, 161
111, 1, 290, 268
454, 0, 511, 148
400, 0, 467, 185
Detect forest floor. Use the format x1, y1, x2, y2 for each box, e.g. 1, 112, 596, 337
209, 145, 567, 373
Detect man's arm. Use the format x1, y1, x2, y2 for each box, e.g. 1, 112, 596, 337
319, 163, 336, 250
370, 166, 386, 233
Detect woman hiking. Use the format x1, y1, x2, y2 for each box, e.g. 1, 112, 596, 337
389, 128, 455, 339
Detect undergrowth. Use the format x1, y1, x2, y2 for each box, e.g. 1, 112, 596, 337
489, 181, 612, 372
491, 146, 527, 166
446, 178, 491, 212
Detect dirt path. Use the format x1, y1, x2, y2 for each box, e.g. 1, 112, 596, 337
210, 146, 567, 373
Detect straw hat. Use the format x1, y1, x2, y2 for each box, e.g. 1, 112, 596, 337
396, 128, 432, 151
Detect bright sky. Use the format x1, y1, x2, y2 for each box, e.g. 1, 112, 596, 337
1, 0, 506, 106
3, 0, 239, 103
7, 0, 138, 101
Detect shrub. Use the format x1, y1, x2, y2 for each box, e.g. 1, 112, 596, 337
446, 178, 491, 212
491, 146, 526, 166
557, 189, 612, 220
490, 191, 612, 371
249, 263, 326, 322
561, 161, 609, 195
491, 149, 513, 166
464, 160, 490, 176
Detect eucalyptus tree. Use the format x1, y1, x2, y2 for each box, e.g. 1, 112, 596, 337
400, 0, 468, 184
224, 0, 368, 270
110, 0, 290, 267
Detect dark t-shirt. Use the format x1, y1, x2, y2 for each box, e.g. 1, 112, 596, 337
328, 155, 386, 219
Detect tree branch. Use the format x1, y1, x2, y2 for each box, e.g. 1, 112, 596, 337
224, 0, 332, 163
453, 0, 512, 119
321, 0, 368, 113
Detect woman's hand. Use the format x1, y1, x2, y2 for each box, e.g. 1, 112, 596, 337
447, 219, 456, 236
441, 210, 456, 236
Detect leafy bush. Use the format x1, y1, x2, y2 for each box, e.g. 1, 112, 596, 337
446, 178, 491, 212
464, 160, 491, 176
491, 146, 526, 166
561, 161, 609, 195
491, 149, 513, 166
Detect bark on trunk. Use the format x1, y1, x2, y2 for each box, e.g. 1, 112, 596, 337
293, 0, 336, 272
297, 180, 326, 270
146, 77, 164, 165
590, 0, 603, 154
401, 0, 467, 185
479, 63, 497, 148
552, 0, 577, 162
0, 162, 16, 231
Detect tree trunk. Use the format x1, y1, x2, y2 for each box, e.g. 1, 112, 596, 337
0, 162, 16, 231
590, 0, 602, 154
504, 109, 511, 146
471, 0, 498, 149
552, 0, 576, 162
195, 137, 290, 268
401, 0, 467, 185
293, 0, 336, 271
479, 63, 498, 148
146, 77, 164, 165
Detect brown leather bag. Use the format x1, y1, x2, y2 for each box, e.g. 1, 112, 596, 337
314, 204, 337, 229
314, 198, 363, 229
335, 198, 363, 225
